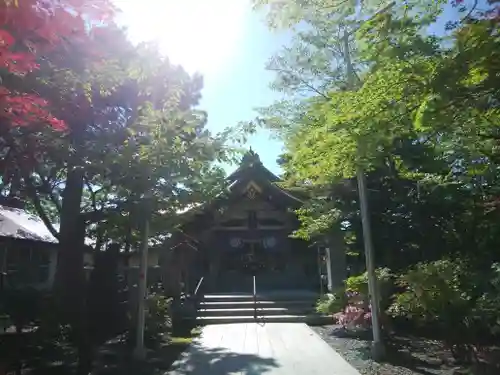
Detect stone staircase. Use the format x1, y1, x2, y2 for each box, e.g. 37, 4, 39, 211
196, 291, 330, 325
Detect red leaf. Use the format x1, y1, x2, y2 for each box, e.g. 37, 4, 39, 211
0, 0, 117, 131
0, 29, 14, 47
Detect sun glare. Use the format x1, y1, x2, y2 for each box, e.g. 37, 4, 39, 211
114, 0, 249, 75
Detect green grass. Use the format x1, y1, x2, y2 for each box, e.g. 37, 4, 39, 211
170, 336, 193, 345
169, 326, 202, 346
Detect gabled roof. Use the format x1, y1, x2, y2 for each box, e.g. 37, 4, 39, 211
0, 205, 58, 243
0, 202, 106, 248
175, 150, 304, 228
227, 148, 280, 184
226, 149, 303, 205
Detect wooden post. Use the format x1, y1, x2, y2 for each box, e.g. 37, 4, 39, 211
133, 199, 151, 360
325, 246, 335, 293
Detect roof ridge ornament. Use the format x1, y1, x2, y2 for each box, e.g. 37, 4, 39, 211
241, 147, 261, 167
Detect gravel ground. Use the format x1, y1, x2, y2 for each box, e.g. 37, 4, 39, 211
311, 325, 467, 375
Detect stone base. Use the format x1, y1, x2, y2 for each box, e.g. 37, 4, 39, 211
371, 340, 385, 361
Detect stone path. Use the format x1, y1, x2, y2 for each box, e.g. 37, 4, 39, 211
168, 323, 361, 375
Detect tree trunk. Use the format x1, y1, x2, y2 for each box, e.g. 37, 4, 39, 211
54, 162, 91, 374
76, 338, 93, 375
54, 165, 86, 322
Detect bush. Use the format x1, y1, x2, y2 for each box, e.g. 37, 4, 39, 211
317, 268, 393, 330
333, 291, 372, 330
345, 267, 393, 301
474, 263, 500, 335
144, 292, 172, 347
316, 291, 347, 315
388, 259, 500, 363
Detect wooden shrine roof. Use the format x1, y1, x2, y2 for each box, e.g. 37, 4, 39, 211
175, 150, 305, 227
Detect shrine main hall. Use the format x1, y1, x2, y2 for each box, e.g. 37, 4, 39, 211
162, 150, 346, 295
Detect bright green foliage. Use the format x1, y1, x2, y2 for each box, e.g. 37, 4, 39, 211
316, 290, 347, 314
254, 0, 500, 246
346, 267, 391, 294
254, 2, 500, 360
389, 259, 500, 361
252, 0, 439, 29
292, 196, 341, 240
315, 268, 392, 315
388, 259, 470, 321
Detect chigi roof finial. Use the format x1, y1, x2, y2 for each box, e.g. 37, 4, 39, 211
241, 147, 261, 166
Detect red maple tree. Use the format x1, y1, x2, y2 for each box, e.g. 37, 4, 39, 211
0, 0, 116, 130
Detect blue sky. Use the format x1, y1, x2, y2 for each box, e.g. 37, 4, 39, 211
115, 0, 289, 175
197, 1, 468, 176
115, 0, 479, 177
198, 11, 290, 176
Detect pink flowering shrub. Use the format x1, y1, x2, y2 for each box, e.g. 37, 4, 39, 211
331, 268, 393, 330
333, 291, 372, 329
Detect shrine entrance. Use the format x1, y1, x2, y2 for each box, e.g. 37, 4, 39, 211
168, 150, 331, 296
224, 242, 266, 274
218, 242, 261, 293
217, 240, 291, 293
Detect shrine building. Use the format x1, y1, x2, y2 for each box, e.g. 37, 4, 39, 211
161, 150, 346, 295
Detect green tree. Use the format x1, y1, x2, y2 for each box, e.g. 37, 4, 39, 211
253, 0, 498, 240
1, 18, 237, 374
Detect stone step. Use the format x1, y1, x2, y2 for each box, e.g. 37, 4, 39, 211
196, 291, 322, 325
196, 314, 331, 325
198, 307, 313, 317
202, 292, 319, 303
198, 300, 315, 310
201, 294, 254, 303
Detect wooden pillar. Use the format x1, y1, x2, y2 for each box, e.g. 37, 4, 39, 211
325, 233, 346, 292
325, 247, 335, 292
47, 247, 58, 289
317, 245, 325, 295
208, 246, 220, 290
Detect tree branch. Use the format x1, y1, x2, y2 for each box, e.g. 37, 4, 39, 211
268, 67, 330, 99
23, 173, 60, 240
83, 175, 98, 212
315, 0, 351, 12
34, 165, 62, 214
460, 0, 479, 23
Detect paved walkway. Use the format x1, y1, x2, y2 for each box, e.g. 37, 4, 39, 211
168, 323, 361, 375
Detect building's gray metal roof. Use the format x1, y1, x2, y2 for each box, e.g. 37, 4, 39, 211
0, 205, 58, 243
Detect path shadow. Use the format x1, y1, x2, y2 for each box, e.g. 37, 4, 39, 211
94, 339, 183, 375
94, 340, 278, 375
168, 343, 279, 375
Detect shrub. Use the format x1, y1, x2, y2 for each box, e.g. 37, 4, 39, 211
316, 291, 347, 315
333, 291, 372, 330
388, 259, 500, 363
389, 260, 463, 319
144, 292, 172, 347
340, 268, 392, 329
475, 263, 500, 334
317, 268, 393, 330
345, 267, 393, 300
